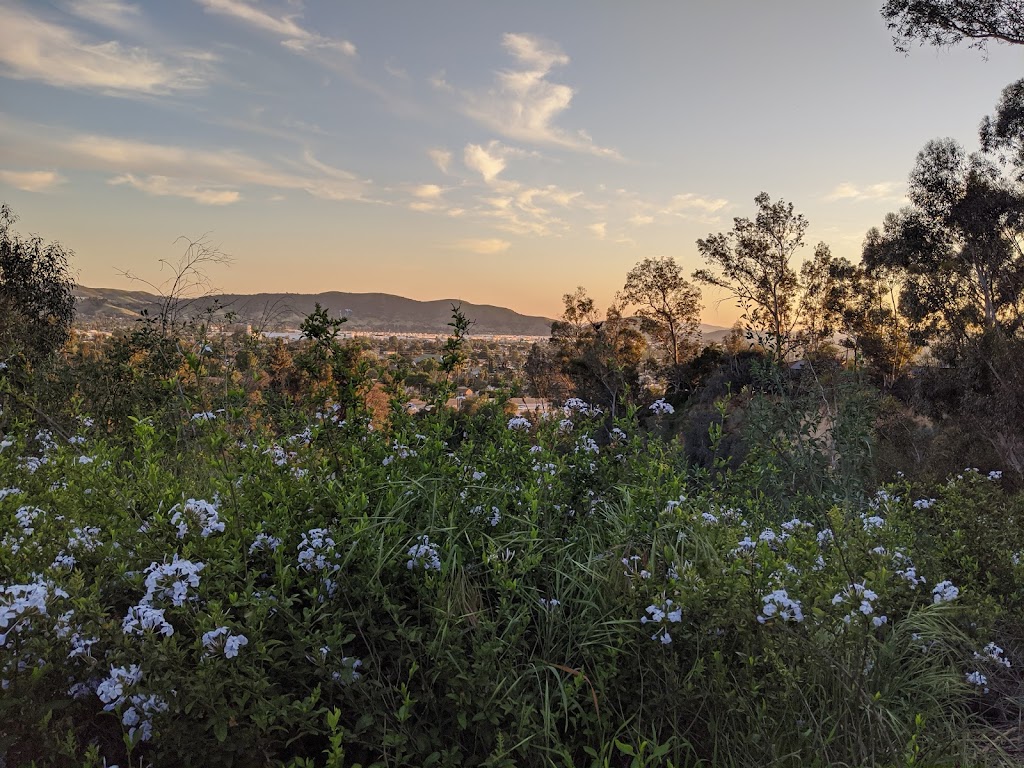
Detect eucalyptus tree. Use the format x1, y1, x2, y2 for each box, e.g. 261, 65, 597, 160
862, 139, 1024, 358
694, 193, 807, 364
617, 256, 702, 367
882, 0, 1024, 52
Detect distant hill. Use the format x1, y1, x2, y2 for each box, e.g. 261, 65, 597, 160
74, 286, 734, 340
73, 286, 557, 336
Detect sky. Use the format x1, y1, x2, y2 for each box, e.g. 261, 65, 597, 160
0, 1, 1021, 325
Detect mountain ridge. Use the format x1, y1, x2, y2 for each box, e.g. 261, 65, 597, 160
73, 286, 732, 339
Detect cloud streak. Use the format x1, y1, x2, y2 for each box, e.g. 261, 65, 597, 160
0, 3, 206, 95
0, 169, 67, 192
110, 174, 241, 205
196, 0, 357, 56
0, 118, 372, 205
825, 181, 906, 203
456, 238, 511, 255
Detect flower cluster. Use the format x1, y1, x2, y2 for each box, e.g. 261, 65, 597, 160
170, 498, 225, 539
202, 626, 249, 658
297, 528, 339, 573
123, 605, 174, 637
382, 442, 418, 466
507, 416, 532, 431
832, 583, 887, 627
407, 535, 442, 571
97, 665, 166, 742
965, 670, 989, 693
758, 589, 804, 623
1, 579, 66, 647
640, 598, 682, 644
141, 557, 205, 607
648, 399, 675, 416
470, 505, 502, 527
932, 580, 959, 604
562, 398, 600, 417
975, 642, 1011, 668
249, 532, 283, 555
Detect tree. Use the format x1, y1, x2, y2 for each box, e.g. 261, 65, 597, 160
550, 287, 646, 418
694, 193, 807, 364
881, 0, 1024, 52
981, 78, 1024, 174
617, 256, 702, 367
0, 204, 76, 364
796, 243, 844, 355
863, 138, 1024, 358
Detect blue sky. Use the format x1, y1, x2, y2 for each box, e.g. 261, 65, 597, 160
0, 0, 1020, 322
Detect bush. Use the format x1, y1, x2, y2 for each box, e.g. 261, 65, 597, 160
1, 389, 1019, 767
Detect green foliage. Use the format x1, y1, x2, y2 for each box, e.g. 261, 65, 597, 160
0, 204, 76, 367
1, 373, 1021, 767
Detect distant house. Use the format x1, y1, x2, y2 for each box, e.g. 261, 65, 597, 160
511, 397, 551, 415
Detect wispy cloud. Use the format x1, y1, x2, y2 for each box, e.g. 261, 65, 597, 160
110, 174, 240, 205
196, 0, 356, 56
428, 148, 452, 174
664, 193, 728, 215
463, 142, 508, 183
456, 238, 511, 255
63, 0, 144, 35
588, 221, 607, 239
629, 213, 654, 226
413, 184, 444, 199
461, 33, 618, 158
0, 4, 206, 95
0, 169, 66, 192
825, 181, 906, 203
0, 123, 372, 203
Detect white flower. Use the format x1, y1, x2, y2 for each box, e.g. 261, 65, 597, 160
225, 634, 248, 658
169, 498, 224, 539
965, 670, 989, 692
932, 580, 959, 604
758, 589, 803, 623
648, 399, 675, 415
507, 416, 532, 431
122, 605, 174, 637
407, 535, 442, 571
976, 642, 1011, 669
862, 515, 885, 530
641, 598, 682, 643
249, 532, 283, 555
141, 557, 204, 607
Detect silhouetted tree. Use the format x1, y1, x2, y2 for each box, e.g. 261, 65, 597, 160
863, 138, 1024, 359
881, 0, 1024, 52
617, 256, 702, 367
0, 204, 76, 364
695, 193, 808, 364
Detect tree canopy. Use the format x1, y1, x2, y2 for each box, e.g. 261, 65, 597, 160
862, 138, 1024, 356
694, 193, 806, 363
881, 0, 1024, 52
0, 204, 76, 364
617, 256, 702, 367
